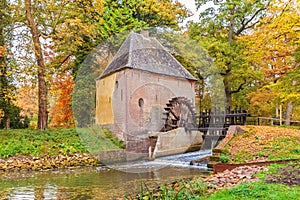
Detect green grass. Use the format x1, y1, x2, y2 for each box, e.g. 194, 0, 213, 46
125, 179, 209, 200
0, 128, 88, 158
126, 180, 300, 200
268, 136, 300, 160
222, 127, 300, 163
76, 127, 125, 155
0, 127, 126, 159
204, 182, 300, 200
130, 162, 300, 199
0, 127, 126, 160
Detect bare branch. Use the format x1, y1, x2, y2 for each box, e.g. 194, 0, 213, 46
236, 7, 267, 35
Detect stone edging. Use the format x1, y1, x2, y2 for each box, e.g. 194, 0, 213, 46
213, 159, 300, 173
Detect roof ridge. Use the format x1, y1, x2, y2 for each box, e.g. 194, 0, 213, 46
127, 31, 134, 68
98, 31, 197, 81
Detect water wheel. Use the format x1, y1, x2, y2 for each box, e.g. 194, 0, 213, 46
161, 97, 197, 132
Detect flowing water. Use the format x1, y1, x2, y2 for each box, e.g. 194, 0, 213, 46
0, 150, 212, 199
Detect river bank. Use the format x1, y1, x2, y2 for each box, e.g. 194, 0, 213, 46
0, 128, 102, 171
122, 126, 300, 199
0, 153, 98, 171
1, 126, 300, 199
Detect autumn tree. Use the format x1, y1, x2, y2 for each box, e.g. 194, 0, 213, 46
8, 0, 188, 129
16, 85, 38, 126
0, 0, 30, 129
53, 0, 189, 77
0, 0, 10, 128
11, 0, 84, 129
0, 0, 15, 128
241, 0, 300, 122
49, 72, 74, 128
24, 0, 48, 129
189, 0, 270, 107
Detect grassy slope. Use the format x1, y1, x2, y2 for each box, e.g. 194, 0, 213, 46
0, 128, 88, 158
221, 126, 300, 163
0, 128, 124, 159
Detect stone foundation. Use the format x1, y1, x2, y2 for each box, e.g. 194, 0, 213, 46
149, 128, 203, 159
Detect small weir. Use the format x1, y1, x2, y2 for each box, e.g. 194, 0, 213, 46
154, 149, 212, 167
110, 149, 212, 172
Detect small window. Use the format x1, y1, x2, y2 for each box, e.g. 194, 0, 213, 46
138, 98, 144, 107
115, 81, 119, 88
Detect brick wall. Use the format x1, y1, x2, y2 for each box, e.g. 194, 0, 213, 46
110, 68, 195, 152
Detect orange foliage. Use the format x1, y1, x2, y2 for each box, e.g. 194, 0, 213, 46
49, 73, 74, 128
16, 86, 38, 119
247, 87, 278, 117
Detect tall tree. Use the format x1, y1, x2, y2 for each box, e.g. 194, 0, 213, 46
241, 0, 300, 122
0, 0, 30, 129
53, 0, 189, 77
190, 0, 270, 107
0, 0, 14, 128
0, 0, 10, 128
25, 0, 48, 129
9, 0, 188, 128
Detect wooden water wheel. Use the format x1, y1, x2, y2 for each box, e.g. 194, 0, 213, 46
161, 97, 197, 132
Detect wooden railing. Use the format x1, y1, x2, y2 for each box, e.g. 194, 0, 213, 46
192, 108, 250, 136
249, 117, 300, 126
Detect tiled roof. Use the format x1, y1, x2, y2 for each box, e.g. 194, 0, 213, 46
99, 31, 197, 81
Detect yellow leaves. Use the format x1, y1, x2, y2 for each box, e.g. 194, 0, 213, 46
247, 86, 278, 117
238, 0, 300, 80
16, 86, 38, 119
0, 109, 4, 118
137, 0, 188, 27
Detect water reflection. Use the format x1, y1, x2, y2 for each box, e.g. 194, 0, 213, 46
1, 150, 212, 199
1, 166, 210, 199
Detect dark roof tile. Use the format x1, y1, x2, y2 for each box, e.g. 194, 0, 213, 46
99, 32, 197, 81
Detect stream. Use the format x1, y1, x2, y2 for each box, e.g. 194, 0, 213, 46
0, 150, 212, 199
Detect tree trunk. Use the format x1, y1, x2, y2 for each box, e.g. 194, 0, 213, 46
224, 7, 236, 108
25, 0, 48, 130
285, 101, 293, 126
223, 74, 232, 108
285, 80, 297, 126
228, 7, 236, 43
5, 116, 10, 129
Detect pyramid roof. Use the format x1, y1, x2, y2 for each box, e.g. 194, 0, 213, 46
99, 31, 197, 81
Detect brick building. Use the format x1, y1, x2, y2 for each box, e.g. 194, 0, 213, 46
96, 31, 197, 154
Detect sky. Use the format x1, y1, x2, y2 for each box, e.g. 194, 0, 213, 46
178, 0, 201, 24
